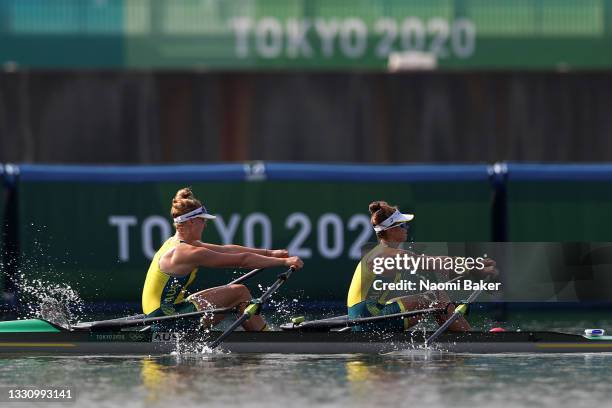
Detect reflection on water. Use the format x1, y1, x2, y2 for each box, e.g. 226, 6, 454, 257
0, 351, 611, 407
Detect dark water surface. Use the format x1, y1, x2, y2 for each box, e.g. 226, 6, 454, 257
0, 350, 611, 408
1, 314, 611, 407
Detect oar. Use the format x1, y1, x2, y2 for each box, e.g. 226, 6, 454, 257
228, 268, 264, 285
208, 267, 296, 349
283, 307, 447, 331
73, 306, 239, 331
72, 268, 265, 331
425, 278, 490, 347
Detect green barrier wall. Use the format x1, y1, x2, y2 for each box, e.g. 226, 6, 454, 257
2, 0, 612, 70
0, 165, 4, 276
16, 164, 492, 302
506, 164, 612, 241
504, 163, 612, 306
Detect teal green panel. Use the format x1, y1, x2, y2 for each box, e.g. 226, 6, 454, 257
508, 182, 612, 241
0, 172, 4, 295
3, 0, 612, 69
18, 180, 491, 302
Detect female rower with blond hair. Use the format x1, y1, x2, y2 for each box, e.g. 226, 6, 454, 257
347, 200, 495, 332
142, 187, 303, 331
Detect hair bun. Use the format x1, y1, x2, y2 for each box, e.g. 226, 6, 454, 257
171, 187, 202, 219
368, 200, 387, 215
173, 187, 194, 203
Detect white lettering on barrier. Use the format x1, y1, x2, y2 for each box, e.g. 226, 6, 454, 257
256, 18, 283, 58
374, 18, 397, 57
232, 17, 252, 58
318, 213, 343, 259
287, 19, 313, 58
230, 17, 476, 61
108, 216, 137, 261
452, 18, 476, 58
314, 18, 339, 58
214, 214, 241, 244
243, 213, 272, 249
347, 214, 372, 260
428, 18, 450, 58
340, 18, 367, 58
141, 216, 172, 260
286, 212, 313, 258
109, 212, 374, 262
401, 17, 425, 51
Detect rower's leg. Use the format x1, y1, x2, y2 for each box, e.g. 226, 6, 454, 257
432, 290, 471, 332
187, 284, 267, 331
397, 296, 433, 328
396, 292, 471, 331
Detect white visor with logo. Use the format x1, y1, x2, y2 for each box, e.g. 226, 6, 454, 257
173, 206, 216, 223
373, 210, 414, 232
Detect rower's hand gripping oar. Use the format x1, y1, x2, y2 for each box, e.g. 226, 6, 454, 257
425, 277, 491, 347
208, 267, 296, 350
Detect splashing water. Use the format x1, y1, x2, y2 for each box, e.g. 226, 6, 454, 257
0, 224, 86, 324
11, 272, 85, 323
165, 327, 230, 357
255, 283, 301, 328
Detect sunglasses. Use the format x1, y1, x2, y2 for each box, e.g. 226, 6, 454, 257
392, 222, 410, 231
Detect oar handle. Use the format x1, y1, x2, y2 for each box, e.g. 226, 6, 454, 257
228, 268, 265, 285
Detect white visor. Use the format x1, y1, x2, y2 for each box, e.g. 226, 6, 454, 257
373, 209, 414, 232
173, 206, 216, 223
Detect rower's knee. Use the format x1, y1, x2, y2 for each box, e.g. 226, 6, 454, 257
228, 284, 251, 302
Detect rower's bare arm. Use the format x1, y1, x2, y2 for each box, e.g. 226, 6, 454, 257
193, 242, 289, 258
175, 246, 302, 270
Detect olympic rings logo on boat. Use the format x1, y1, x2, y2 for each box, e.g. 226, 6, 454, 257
152, 332, 181, 342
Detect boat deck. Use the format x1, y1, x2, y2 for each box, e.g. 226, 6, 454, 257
1, 330, 612, 355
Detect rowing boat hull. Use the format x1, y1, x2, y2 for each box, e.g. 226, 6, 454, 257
1, 331, 612, 355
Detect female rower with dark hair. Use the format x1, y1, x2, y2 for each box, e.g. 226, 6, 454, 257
142, 187, 303, 331
347, 200, 495, 332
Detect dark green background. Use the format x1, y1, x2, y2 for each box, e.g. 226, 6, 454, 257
12, 163, 612, 305
508, 182, 612, 241
18, 180, 491, 302
0, 168, 4, 287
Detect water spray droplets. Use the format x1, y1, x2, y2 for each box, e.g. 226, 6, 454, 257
13, 272, 85, 322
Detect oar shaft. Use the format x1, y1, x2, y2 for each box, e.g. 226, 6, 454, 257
259, 269, 293, 301
341, 307, 446, 326
425, 279, 489, 346
208, 267, 296, 350
291, 307, 447, 331
425, 309, 463, 346
228, 268, 264, 285
208, 314, 249, 349
75, 268, 266, 331
76, 306, 238, 331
